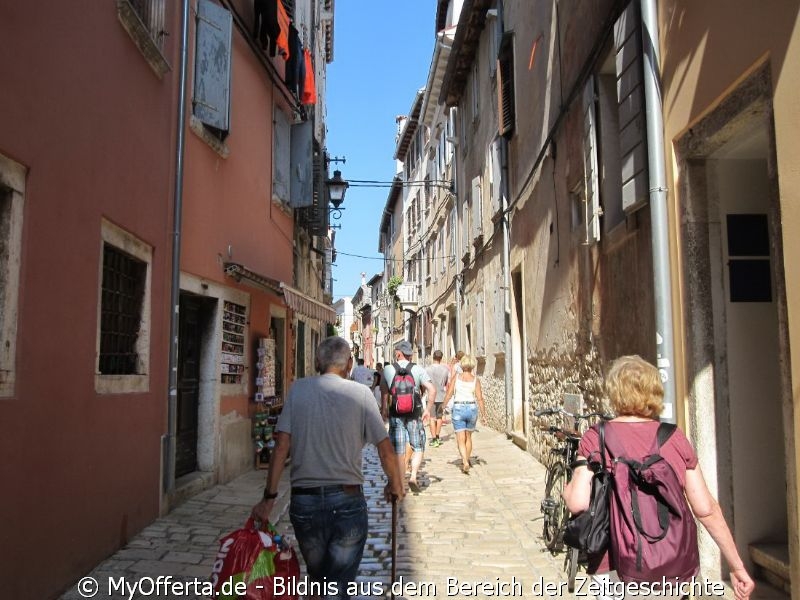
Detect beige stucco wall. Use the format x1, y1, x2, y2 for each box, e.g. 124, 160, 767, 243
661, 0, 799, 590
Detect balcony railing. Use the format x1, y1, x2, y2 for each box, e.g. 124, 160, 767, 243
396, 283, 418, 306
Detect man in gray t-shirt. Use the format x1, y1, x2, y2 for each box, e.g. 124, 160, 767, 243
425, 350, 450, 448
252, 337, 404, 599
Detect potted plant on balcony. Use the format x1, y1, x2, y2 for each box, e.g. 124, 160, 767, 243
387, 275, 403, 307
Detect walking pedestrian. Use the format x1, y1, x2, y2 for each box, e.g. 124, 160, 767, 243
442, 354, 486, 474
350, 357, 375, 387
251, 336, 404, 600
448, 350, 465, 379
382, 340, 436, 493
563, 355, 754, 600
370, 371, 383, 413
425, 350, 450, 447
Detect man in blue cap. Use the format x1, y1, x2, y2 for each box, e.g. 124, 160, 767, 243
381, 340, 436, 492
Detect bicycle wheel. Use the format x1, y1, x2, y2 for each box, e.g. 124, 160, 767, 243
541, 463, 568, 551
566, 546, 579, 592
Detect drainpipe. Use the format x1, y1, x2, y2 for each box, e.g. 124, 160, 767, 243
454, 148, 462, 352
641, 0, 676, 423
500, 138, 513, 434
420, 308, 425, 363
164, 0, 191, 496
498, 2, 513, 435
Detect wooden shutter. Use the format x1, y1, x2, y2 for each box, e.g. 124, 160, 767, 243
493, 275, 506, 352
583, 78, 601, 243
497, 32, 515, 138
193, 0, 232, 131
475, 290, 486, 357
490, 137, 502, 217
614, 2, 649, 213
290, 120, 313, 208
273, 108, 291, 204
298, 144, 327, 235
471, 175, 483, 240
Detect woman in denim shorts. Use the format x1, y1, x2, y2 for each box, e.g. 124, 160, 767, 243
443, 355, 487, 474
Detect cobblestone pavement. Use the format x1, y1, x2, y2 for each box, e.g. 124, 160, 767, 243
63, 420, 761, 600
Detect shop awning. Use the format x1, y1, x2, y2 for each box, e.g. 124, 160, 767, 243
223, 262, 282, 294
280, 282, 337, 324
223, 262, 336, 323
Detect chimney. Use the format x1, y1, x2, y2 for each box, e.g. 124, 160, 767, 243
361, 272, 366, 286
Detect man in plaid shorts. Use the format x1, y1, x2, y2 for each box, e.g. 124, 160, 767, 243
381, 340, 436, 493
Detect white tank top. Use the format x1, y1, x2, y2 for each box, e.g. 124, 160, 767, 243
453, 376, 476, 403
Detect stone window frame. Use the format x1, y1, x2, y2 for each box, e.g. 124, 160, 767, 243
95, 219, 153, 394
116, 0, 171, 79
0, 154, 26, 398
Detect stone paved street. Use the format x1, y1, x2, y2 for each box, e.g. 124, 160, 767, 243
59, 421, 579, 600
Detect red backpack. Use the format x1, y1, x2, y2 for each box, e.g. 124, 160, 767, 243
389, 362, 420, 417
604, 423, 700, 583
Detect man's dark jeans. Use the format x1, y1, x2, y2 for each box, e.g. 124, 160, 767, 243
289, 488, 368, 599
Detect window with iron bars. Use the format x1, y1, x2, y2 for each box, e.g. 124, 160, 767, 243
128, 0, 167, 50
99, 244, 146, 375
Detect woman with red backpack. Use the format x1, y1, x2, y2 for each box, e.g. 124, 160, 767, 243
563, 355, 754, 600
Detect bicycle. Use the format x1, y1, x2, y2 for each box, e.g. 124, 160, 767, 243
535, 406, 611, 592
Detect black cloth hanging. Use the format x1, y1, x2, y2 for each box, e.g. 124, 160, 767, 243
285, 25, 302, 95
253, 0, 279, 57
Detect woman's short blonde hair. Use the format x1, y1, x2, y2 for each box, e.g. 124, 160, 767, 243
459, 354, 477, 371
605, 355, 664, 419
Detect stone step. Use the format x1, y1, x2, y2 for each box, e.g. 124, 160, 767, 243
749, 543, 791, 595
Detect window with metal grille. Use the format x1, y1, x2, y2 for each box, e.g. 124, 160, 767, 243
99, 244, 146, 375
497, 32, 515, 138
0, 154, 25, 397
117, 0, 170, 78
128, 0, 166, 50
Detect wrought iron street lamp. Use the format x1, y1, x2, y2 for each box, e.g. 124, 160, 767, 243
326, 169, 349, 220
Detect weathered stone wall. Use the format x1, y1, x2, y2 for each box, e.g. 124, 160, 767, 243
526, 338, 607, 464
480, 373, 507, 433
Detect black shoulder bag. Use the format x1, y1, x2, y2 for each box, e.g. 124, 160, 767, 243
563, 421, 611, 554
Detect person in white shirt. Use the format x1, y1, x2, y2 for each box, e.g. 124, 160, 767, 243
442, 354, 486, 474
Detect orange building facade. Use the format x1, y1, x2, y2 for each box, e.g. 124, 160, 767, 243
0, 1, 337, 597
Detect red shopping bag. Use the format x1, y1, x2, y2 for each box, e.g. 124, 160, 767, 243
210, 518, 301, 600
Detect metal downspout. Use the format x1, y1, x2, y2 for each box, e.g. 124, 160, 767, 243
501, 138, 513, 435
420, 308, 425, 364
454, 152, 462, 353
164, 0, 191, 497
641, 0, 676, 423
498, 1, 513, 435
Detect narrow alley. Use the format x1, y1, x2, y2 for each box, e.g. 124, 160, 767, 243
59, 424, 577, 600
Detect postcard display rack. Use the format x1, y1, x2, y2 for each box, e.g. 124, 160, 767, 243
221, 301, 246, 384
254, 337, 282, 468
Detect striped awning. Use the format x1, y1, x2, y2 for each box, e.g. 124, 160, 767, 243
280, 282, 336, 324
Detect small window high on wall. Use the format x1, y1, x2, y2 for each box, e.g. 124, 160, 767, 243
0, 154, 26, 397
727, 214, 772, 303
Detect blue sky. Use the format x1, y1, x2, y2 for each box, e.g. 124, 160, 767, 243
326, 1, 436, 301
